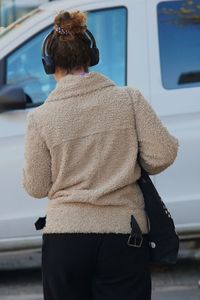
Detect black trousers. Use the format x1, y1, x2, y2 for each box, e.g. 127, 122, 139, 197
41, 233, 151, 300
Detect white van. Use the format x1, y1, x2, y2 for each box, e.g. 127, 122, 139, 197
0, 0, 200, 252
0, 1, 44, 28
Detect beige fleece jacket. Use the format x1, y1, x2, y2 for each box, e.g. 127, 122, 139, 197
22, 72, 179, 234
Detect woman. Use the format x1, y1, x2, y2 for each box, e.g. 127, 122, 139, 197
22, 10, 179, 300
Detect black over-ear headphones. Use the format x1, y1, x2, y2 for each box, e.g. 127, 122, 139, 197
41, 28, 99, 74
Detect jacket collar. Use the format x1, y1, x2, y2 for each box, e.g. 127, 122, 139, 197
45, 72, 115, 103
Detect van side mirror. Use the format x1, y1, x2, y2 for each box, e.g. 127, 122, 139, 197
0, 85, 27, 113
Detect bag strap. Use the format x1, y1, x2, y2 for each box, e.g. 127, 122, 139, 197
127, 215, 143, 247
124, 86, 151, 236
35, 215, 46, 230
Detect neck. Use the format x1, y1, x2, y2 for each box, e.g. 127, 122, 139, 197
54, 67, 88, 82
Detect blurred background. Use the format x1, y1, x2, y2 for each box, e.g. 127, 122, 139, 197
0, 0, 56, 28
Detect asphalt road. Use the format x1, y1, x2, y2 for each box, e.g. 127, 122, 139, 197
152, 262, 200, 300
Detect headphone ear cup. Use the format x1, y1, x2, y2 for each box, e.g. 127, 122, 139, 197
42, 55, 55, 74
89, 47, 99, 67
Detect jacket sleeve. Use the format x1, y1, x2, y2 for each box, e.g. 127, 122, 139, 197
130, 88, 179, 175
22, 112, 52, 198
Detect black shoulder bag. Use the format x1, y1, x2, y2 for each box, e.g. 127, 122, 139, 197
126, 87, 179, 265
137, 167, 179, 265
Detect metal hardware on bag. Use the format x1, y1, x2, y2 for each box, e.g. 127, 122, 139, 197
128, 214, 143, 247
127, 233, 143, 248
150, 241, 156, 248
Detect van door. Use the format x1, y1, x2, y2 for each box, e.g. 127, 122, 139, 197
147, 0, 200, 236
0, 27, 55, 242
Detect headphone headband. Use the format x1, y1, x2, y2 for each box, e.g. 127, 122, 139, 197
84, 29, 97, 49
42, 29, 54, 58
41, 28, 99, 74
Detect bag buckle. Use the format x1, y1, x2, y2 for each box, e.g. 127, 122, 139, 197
127, 233, 143, 248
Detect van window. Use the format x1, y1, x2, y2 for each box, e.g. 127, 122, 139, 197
6, 6, 127, 104
88, 7, 127, 86
7, 27, 55, 104
157, 0, 200, 89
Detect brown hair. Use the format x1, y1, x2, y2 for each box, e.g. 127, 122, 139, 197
48, 11, 91, 72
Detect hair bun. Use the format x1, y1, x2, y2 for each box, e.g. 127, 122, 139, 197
54, 10, 87, 37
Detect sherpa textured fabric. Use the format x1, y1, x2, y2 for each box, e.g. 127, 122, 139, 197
22, 72, 179, 234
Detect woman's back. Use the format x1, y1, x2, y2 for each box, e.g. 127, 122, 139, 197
22, 72, 178, 235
